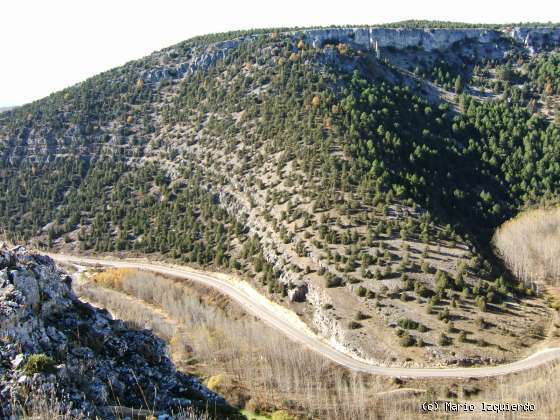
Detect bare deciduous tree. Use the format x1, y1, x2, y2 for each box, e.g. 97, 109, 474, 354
494, 207, 560, 287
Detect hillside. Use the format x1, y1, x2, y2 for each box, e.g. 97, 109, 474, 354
1, 24, 560, 366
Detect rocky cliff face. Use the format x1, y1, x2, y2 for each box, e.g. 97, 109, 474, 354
0, 245, 235, 418
143, 26, 560, 86
510, 27, 560, 54
142, 38, 246, 83
301, 27, 501, 51
138, 26, 560, 86
215, 190, 370, 361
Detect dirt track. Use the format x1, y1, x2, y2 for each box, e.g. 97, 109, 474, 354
50, 253, 560, 379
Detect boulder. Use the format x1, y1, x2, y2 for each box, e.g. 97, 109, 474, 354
0, 245, 238, 419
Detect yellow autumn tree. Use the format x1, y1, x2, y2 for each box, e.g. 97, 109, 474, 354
544, 82, 553, 96
311, 96, 321, 107
337, 43, 349, 55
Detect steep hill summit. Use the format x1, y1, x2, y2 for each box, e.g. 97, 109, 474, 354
1, 23, 560, 366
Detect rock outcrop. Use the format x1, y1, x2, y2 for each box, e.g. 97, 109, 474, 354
141, 26, 560, 86
142, 38, 245, 83
0, 245, 237, 419
509, 27, 560, 54
300, 27, 502, 51
216, 189, 306, 297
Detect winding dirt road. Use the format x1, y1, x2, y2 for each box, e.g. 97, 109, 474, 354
49, 253, 560, 379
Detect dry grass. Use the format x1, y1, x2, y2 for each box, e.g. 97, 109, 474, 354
76, 268, 560, 419
7, 385, 211, 419
77, 269, 394, 419
494, 207, 560, 287
90, 268, 135, 290
6, 387, 84, 419
471, 363, 560, 419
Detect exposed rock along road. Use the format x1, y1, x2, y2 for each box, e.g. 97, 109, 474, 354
49, 253, 560, 379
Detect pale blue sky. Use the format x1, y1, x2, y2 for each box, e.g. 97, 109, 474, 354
1, 0, 558, 106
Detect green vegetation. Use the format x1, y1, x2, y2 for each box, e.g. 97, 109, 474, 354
438, 333, 452, 346
348, 320, 362, 329
526, 53, 560, 95
270, 410, 296, 420
380, 20, 559, 29
398, 318, 420, 330
240, 410, 271, 420
399, 332, 416, 347
22, 354, 56, 375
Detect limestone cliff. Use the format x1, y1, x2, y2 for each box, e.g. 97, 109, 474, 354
0, 245, 238, 419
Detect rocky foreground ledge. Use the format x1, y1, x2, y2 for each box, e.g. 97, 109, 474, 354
0, 245, 238, 419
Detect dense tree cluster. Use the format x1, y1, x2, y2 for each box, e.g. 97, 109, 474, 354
526, 53, 560, 95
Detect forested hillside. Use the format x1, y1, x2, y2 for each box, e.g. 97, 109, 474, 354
1, 24, 559, 365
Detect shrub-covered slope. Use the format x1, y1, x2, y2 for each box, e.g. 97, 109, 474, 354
0, 25, 559, 365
